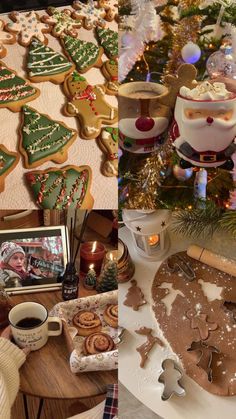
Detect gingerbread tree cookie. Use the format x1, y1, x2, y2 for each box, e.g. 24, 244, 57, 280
6, 11, 50, 47
98, 127, 118, 177
124, 279, 147, 311
0, 19, 16, 58
20, 106, 77, 169
96, 27, 118, 59
27, 38, 74, 84
63, 71, 118, 140
25, 165, 94, 209
61, 35, 103, 73
0, 62, 40, 112
72, 0, 107, 30
0, 145, 19, 192
101, 59, 118, 95
41, 7, 81, 38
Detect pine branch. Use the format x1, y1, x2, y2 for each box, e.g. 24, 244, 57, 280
219, 211, 236, 238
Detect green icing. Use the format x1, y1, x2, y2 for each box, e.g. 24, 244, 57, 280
22, 106, 75, 165
97, 28, 118, 58
0, 147, 16, 176
105, 127, 118, 142
63, 35, 100, 72
28, 39, 73, 78
0, 66, 36, 104
27, 168, 89, 209
47, 7, 81, 36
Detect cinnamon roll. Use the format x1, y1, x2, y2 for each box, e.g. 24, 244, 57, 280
103, 304, 118, 328
73, 310, 102, 336
83, 332, 114, 355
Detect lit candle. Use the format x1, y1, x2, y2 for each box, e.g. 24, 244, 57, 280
148, 235, 160, 247
84, 263, 97, 290
80, 241, 106, 275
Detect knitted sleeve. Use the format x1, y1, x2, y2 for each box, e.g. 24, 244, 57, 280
0, 338, 26, 419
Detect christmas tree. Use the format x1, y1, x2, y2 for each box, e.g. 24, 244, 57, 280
119, 0, 236, 218
96, 261, 118, 293
27, 38, 74, 83
84, 267, 96, 289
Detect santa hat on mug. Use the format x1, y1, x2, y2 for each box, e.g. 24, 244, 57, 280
0, 242, 25, 264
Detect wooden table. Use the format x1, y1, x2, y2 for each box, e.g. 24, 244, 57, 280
9, 287, 118, 418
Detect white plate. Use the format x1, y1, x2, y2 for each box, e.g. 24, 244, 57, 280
119, 226, 236, 419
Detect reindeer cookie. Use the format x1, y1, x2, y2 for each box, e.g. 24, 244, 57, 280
102, 59, 118, 96
98, 127, 118, 177
63, 71, 118, 140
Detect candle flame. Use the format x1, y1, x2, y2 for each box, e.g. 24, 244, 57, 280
91, 241, 97, 253
110, 253, 113, 261
89, 264, 94, 270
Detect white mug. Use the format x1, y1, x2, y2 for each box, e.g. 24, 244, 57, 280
8, 302, 62, 351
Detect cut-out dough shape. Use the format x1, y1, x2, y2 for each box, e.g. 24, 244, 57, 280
158, 282, 184, 316
198, 279, 223, 302
123, 279, 147, 311
186, 309, 218, 340
135, 327, 164, 368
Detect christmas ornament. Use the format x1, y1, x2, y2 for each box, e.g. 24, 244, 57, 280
96, 260, 118, 293
173, 165, 193, 181
181, 41, 201, 64
206, 43, 236, 79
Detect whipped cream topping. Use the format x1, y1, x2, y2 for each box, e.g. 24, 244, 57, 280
179, 81, 233, 101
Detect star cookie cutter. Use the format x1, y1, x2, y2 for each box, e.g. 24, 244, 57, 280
158, 359, 186, 401
167, 254, 196, 281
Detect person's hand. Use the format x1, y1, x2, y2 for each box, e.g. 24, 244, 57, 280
1, 326, 31, 355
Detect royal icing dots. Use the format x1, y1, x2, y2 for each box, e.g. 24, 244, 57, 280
63, 35, 100, 72
7, 11, 49, 45
72, 0, 107, 29
42, 7, 81, 37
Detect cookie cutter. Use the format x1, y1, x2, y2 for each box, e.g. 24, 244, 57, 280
167, 254, 196, 281
158, 359, 186, 401
117, 327, 126, 345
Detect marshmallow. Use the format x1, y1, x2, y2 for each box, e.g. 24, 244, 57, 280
180, 81, 233, 101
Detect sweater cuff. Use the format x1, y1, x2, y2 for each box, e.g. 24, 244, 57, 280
0, 338, 26, 368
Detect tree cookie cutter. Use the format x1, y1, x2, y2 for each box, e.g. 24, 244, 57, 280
158, 359, 186, 401
167, 254, 196, 281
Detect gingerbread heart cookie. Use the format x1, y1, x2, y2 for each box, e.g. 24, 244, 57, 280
25, 165, 94, 209
7, 11, 50, 47
20, 105, 77, 168
0, 145, 19, 192
96, 27, 118, 59
72, 0, 107, 30
41, 7, 81, 38
63, 71, 118, 140
152, 251, 236, 396
61, 35, 103, 73
98, 127, 118, 177
0, 19, 16, 58
0, 62, 40, 112
27, 38, 74, 84
102, 59, 118, 96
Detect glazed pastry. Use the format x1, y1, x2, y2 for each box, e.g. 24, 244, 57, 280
73, 310, 102, 336
83, 332, 114, 355
103, 304, 118, 328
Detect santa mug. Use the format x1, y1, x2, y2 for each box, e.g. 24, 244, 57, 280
118, 82, 170, 153
172, 82, 236, 169
9, 302, 62, 351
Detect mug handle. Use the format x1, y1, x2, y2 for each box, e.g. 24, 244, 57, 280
47, 316, 62, 336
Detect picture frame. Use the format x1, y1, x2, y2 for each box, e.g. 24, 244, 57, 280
0, 226, 69, 294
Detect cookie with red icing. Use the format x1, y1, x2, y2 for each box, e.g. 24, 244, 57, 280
63, 71, 118, 140
25, 165, 94, 209
101, 59, 118, 96
98, 127, 118, 177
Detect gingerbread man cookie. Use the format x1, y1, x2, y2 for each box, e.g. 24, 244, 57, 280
72, 0, 107, 30
41, 7, 81, 38
97, 0, 118, 22
0, 145, 19, 192
101, 59, 118, 95
98, 127, 118, 177
63, 71, 118, 140
0, 19, 16, 58
7, 11, 50, 47
25, 165, 94, 209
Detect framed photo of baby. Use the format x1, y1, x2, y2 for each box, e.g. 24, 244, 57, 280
0, 226, 69, 294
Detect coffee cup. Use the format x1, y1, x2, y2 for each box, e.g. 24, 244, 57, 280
8, 302, 62, 351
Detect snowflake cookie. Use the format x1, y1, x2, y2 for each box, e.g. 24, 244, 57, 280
6, 11, 50, 46
41, 7, 81, 38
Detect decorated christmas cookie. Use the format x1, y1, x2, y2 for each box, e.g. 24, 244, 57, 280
72, 0, 107, 30
152, 251, 236, 396
97, 0, 118, 22
96, 27, 118, 59
0, 19, 16, 58
6, 11, 50, 47
41, 7, 81, 38
63, 71, 118, 140
25, 165, 94, 209
0, 145, 19, 192
0, 62, 40, 112
102, 59, 118, 95
61, 35, 103, 73
98, 127, 118, 177
27, 38, 74, 84
19, 105, 77, 168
